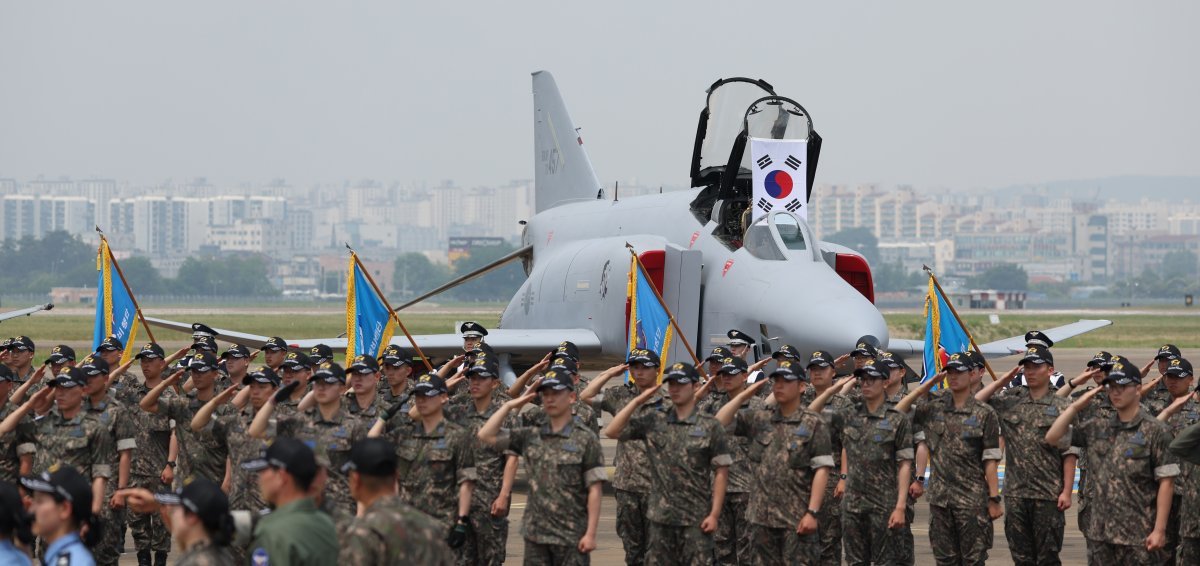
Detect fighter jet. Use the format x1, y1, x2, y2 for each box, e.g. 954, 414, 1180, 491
0, 303, 53, 324
145, 72, 1109, 383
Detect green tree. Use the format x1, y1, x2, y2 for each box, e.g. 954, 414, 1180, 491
117, 257, 166, 295
0, 231, 94, 293
172, 255, 279, 296
968, 263, 1029, 291
393, 253, 451, 298
446, 242, 525, 301
823, 227, 880, 266
1161, 250, 1199, 280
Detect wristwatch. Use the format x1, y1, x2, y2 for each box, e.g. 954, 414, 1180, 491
456, 515, 469, 524
988, 495, 1002, 504
838, 473, 847, 480
167, 461, 177, 468
914, 476, 925, 484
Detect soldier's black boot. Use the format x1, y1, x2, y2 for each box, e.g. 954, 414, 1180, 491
154, 551, 168, 566
136, 550, 151, 566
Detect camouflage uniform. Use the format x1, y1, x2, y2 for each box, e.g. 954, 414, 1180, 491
338, 494, 455, 566
1070, 384, 1113, 556
731, 406, 835, 566
1143, 379, 1172, 414
156, 391, 232, 483
594, 382, 665, 565
445, 397, 517, 566
986, 386, 1077, 566
115, 375, 175, 555
0, 400, 36, 483
700, 391, 765, 565
86, 395, 138, 566
494, 421, 606, 566
884, 390, 916, 565
276, 402, 370, 525
520, 399, 599, 436
387, 418, 478, 528
172, 540, 236, 566
1161, 398, 1199, 565
814, 392, 851, 566
346, 390, 383, 420
912, 394, 1001, 566
30, 407, 115, 479
838, 401, 913, 566
622, 407, 732, 566
214, 407, 273, 512
1073, 407, 1179, 564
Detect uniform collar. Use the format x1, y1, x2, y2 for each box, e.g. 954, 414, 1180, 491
309, 401, 352, 425
44, 532, 84, 561
540, 420, 575, 438
1111, 407, 1148, 430
770, 406, 807, 423
665, 408, 700, 425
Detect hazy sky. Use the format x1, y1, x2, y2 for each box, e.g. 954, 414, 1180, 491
2, 1, 1197, 191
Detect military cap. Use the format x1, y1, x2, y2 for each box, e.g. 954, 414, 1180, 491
310, 362, 347, 384
0, 337, 10, 350
1154, 344, 1182, 361
79, 355, 109, 377
663, 362, 701, 384
134, 343, 164, 360
46, 344, 77, 365
1165, 358, 1193, 378
466, 358, 500, 378
190, 322, 219, 339
460, 321, 488, 338
308, 344, 334, 365
466, 342, 495, 357
412, 373, 448, 396
154, 477, 230, 523
0, 480, 32, 534
770, 360, 806, 381
241, 438, 318, 486
627, 348, 661, 368
1020, 345, 1053, 366
854, 360, 888, 380
1086, 351, 1112, 369
772, 344, 801, 361
718, 356, 749, 375
536, 370, 573, 392
876, 352, 905, 372
851, 339, 878, 358
342, 438, 399, 476
1024, 330, 1054, 349
188, 352, 219, 373
0, 365, 14, 382
1103, 356, 1141, 386
705, 346, 733, 362
379, 345, 411, 367
964, 350, 986, 369
348, 355, 380, 374
943, 352, 972, 372
262, 337, 288, 352
221, 344, 251, 359
726, 329, 755, 346
21, 465, 93, 513
50, 368, 88, 388
807, 350, 836, 368
548, 355, 578, 375
242, 366, 281, 387
8, 336, 34, 352
280, 351, 312, 370
191, 336, 218, 353
93, 335, 120, 353
555, 341, 580, 362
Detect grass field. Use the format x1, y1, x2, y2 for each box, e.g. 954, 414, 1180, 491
884, 312, 1200, 349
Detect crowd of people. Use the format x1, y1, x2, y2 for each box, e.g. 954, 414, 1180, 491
0, 321, 1198, 565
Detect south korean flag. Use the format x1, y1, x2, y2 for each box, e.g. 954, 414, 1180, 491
750, 137, 808, 221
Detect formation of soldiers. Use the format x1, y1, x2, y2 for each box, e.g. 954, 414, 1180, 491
1, 321, 1199, 565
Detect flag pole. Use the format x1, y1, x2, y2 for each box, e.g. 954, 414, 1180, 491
625, 244, 702, 367
347, 246, 434, 372
96, 228, 156, 343
922, 265, 995, 381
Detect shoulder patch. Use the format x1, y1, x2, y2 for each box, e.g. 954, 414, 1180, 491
252, 547, 269, 565
56, 554, 70, 566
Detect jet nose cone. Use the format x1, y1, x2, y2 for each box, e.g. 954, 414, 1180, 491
760, 275, 890, 355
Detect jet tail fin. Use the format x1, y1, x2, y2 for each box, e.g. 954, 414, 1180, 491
532, 71, 602, 212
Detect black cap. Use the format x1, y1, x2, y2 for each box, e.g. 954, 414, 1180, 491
548, 356, 578, 375
943, 352, 972, 372
854, 360, 887, 380
308, 344, 334, 364
50, 367, 88, 388
770, 360, 806, 381
627, 348, 661, 368
0, 338, 11, 350
280, 351, 312, 370
705, 346, 732, 362
96, 336, 122, 353
221, 344, 251, 360
466, 358, 500, 379
8, 336, 34, 352
154, 477, 230, 522
0, 480, 32, 535
1155, 344, 1182, 361
134, 343, 165, 360
379, 345, 411, 367
1086, 351, 1113, 369
310, 362, 347, 384
1020, 345, 1054, 366
807, 350, 836, 368
536, 370, 573, 392
191, 336, 218, 353
876, 352, 905, 372
964, 350, 987, 369
348, 355, 380, 374
772, 344, 801, 361
79, 355, 109, 377
0, 365, 14, 382
717, 356, 749, 375
262, 337, 288, 352
188, 352, 219, 373
851, 340, 878, 358
241, 438, 318, 486
190, 323, 219, 339
726, 329, 755, 346
411, 373, 448, 396
21, 465, 93, 515
46, 345, 77, 364
466, 342, 495, 358
663, 362, 701, 384
242, 366, 281, 387
342, 438, 399, 476
460, 321, 488, 338
1024, 330, 1054, 349
1165, 358, 1193, 378
554, 341, 580, 362
1104, 356, 1141, 386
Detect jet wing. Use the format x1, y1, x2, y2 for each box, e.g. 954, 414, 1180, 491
143, 316, 600, 361
0, 303, 54, 323
887, 319, 1113, 360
